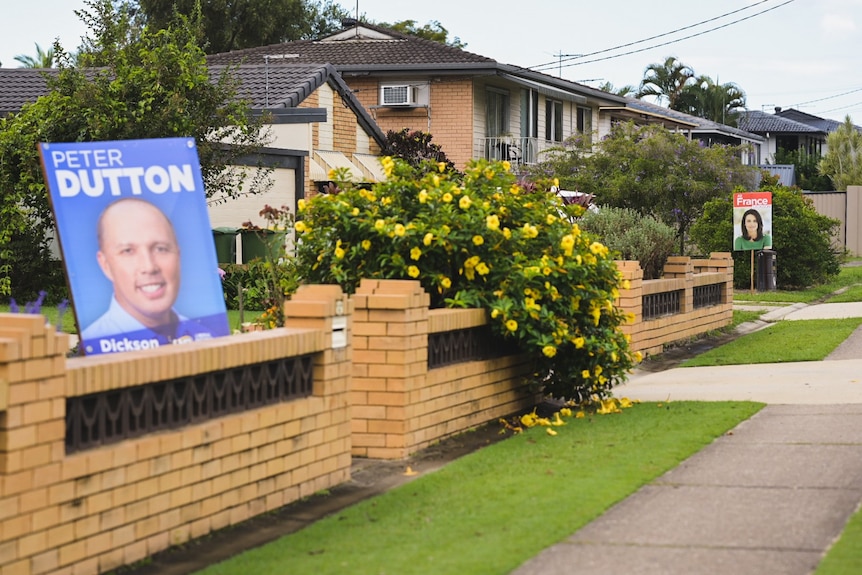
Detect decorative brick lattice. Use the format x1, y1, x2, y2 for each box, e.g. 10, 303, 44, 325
66, 356, 314, 453
693, 283, 723, 309
643, 290, 682, 320
428, 326, 519, 369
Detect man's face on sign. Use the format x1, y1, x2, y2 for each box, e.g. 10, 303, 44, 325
96, 199, 181, 328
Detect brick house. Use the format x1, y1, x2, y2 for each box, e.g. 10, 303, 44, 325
208, 21, 701, 172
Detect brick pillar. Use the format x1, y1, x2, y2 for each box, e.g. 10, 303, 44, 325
708, 252, 735, 304
351, 279, 429, 459
0, 313, 69, 574
282, 284, 352, 399
614, 261, 644, 353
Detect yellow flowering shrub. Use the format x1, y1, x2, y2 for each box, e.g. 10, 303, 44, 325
294, 158, 638, 400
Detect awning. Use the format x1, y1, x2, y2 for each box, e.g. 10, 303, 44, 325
499, 73, 587, 104
352, 153, 387, 182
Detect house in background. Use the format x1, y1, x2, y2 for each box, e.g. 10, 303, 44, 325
0, 64, 386, 261
208, 20, 703, 172
738, 109, 828, 163
618, 97, 765, 165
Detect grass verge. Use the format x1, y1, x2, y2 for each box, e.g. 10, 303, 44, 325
815, 506, 862, 574
682, 318, 862, 367
196, 401, 763, 575
734, 265, 862, 304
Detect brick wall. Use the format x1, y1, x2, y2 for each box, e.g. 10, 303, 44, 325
350, 279, 537, 459
0, 285, 351, 575
616, 253, 734, 355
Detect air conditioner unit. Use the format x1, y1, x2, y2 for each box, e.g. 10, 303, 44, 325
380, 84, 415, 107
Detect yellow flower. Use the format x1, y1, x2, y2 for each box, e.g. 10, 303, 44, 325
542, 345, 557, 358
423, 232, 434, 246
476, 262, 490, 275
505, 319, 518, 332
334, 246, 345, 259
502, 227, 512, 239
361, 239, 371, 250
502, 160, 511, 172
542, 266, 552, 276
634, 351, 644, 362
560, 407, 573, 418
619, 397, 634, 408
407, 265, 420, 278
418, 189, 429, 203
294, 221, 307, 233
375, 219, 386, 230
394, 224, 406, 237
351, 207, 360, 216
459, 195, 472, 209
581, 370, 591, 379
410, 246, 422, 260
522, 223, 539, 239
441, 276, 452, 289
590, 241, 609, 256
575, 411, 585, 419
491, 308, 501, 319
442, 192, 453, 203
438, 162, 447, 172
546, 213, 557, 225
546, 428, 558, 436
486, 214, 500, 230
464, 255, 480, 268
597, 398, 621, 415
297, 199, 306, 212
472, 235, 484, 246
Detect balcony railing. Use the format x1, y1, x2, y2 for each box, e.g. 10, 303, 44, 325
477, 137, 555, 168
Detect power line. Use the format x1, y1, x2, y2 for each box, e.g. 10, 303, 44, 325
531, 0, 795, 73
793, 86, 862, 107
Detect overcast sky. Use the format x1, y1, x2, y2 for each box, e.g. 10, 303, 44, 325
2, 0, 860, 123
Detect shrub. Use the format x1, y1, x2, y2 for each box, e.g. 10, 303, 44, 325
294, 158, 640, 401
579, 207, 677, 279
690, 185, 841, 289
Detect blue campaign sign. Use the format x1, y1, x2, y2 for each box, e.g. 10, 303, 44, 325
39, 137, 230, 355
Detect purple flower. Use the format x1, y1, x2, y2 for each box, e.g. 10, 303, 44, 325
9, 298, 18, 313
217, 267, 226, 281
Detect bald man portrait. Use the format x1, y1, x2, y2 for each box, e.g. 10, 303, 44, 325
81, 198, 216, 351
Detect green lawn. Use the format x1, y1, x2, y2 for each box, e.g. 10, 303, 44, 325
734, 265, 862, 304
682, 318, 862, 367
195, 401, 763, 575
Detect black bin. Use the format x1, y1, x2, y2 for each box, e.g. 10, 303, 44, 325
756, 249, 777, 291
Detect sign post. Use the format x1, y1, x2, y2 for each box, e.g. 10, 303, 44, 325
40, 137, 231, 355
733, 192, 774, 292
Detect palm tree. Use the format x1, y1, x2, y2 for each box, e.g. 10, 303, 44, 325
14, 43, 55, 68
819, 116, 862, 191
598, 81, 637, 97
637, 56, 695, 109
677, 75, 747, 126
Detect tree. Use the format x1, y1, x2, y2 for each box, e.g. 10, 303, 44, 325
374, 19, 465, 48
637, 56, 695, 109
381, 128, 456, 174
13, 43, 56, 68
533, 122, 758, 253
598, 81, 637, 97
773, 147, 832, 191
133, 0, 350, 54
691, 183, 841, 289
676, 75, 746, 126
0, 0, 270, 297
819, 116, 862, 191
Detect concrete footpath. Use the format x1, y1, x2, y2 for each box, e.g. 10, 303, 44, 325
511, 301, 862, 575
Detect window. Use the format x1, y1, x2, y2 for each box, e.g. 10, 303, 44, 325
520, 89, 538, 139
486, 88, 510, 136
545, 99, 563, 142
577, 106, 592, 145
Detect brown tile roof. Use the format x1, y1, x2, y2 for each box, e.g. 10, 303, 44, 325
0, 68, 55, 114
206, 22, 497, 70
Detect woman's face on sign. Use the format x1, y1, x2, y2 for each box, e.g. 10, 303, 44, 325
744, 213, 759, 239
